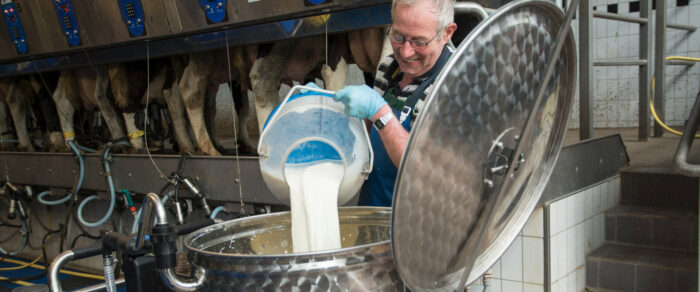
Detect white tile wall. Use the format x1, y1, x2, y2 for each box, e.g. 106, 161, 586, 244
549, 176, 620, 288
468, 176, 620, 291
568, 0, 699, 129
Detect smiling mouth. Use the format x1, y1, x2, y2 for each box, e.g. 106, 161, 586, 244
400, 56, 420, 63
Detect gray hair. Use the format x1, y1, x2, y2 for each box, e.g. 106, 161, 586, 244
391, 0, 455, 32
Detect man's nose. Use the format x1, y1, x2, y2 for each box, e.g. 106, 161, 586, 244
400, 43, 415, 58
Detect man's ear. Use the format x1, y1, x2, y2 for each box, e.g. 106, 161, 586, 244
443, 22, 457, 41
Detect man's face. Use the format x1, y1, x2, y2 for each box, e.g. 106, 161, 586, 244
391, 1, 455, 79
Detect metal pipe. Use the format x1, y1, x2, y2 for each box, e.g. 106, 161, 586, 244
593, 11, 647, 23
135, 192, 168, 250
160, 267, 206, 292
594, 59, 647, 66
665, 60, 696, 66
73, 278, 125, 292
454, 2, 490, 20
579, 0, 594, 140
653, 0, 667, 137
666, 22, 697, 31
49, 250, 74, 292
673, 91, 700, 176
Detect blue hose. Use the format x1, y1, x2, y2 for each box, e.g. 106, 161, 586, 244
37, 140, 85, 205
0, 212, 27, 256
77, 142, 128, 227
210, 206, 224, 219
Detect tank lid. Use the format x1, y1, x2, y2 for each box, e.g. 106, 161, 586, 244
390, 0, 577, 290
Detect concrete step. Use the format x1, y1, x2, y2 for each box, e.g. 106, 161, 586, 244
605, 205, 698, 254
620, 169, 699, 212
586, 244, 697, 292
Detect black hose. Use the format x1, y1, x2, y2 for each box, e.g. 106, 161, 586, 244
0, 228, 62, 283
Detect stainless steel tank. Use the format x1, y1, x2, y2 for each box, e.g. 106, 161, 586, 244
184, 207, 400, 291
166, 0, 578, 290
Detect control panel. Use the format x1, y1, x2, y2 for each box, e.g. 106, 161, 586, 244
52, 0, 80, 47
1, 0, 27, 54
198, 0, 226, 23
118, 0, 145, 37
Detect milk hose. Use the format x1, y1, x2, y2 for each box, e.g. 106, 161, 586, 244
0, 210, 27, 256
210, 206, 224, 219
76, 142, 128, 227
651, 56, 700, 137
37, 140, 86, 205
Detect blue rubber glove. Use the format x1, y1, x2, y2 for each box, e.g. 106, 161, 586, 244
333, 85, 387, 120
300, 82, 321, 93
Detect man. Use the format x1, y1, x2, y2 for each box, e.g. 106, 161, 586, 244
334, 0, 457, 206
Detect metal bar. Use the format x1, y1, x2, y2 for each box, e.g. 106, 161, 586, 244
74, 278, 126, 292
673, 91, 700, 176
579, 0, 594, 140
665, 60, 696, 66
593, 59, 647, 66
543, 205, 551, 292
639, 0, 651, 141
0, 152, 280, 204
653, 0, 667, 137
593, 11, 647, 23
666, 22, 698, 31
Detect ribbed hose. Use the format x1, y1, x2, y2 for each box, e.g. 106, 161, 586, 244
76, 144, 120, 227
37, 140, 85, 205
103, 254, 117, 292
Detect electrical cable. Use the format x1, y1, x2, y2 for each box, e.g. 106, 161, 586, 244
0, 257, 105, 280
650, 56, 700, 137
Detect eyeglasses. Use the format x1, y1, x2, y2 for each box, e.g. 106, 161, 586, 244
388, 27, 441, 49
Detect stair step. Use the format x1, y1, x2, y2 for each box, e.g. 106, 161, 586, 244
586, 244, 697, 292
620, 169, 699, 211
605, 205, 698, 253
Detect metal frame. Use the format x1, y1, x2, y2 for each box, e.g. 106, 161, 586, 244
0, 4, 392, 77
0, 152, 281, 204
578, 0, 697, 141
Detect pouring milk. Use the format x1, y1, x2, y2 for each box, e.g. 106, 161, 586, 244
285, 161, 344, 253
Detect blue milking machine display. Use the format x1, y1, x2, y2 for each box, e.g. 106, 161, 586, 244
304, 0, 331, 6
198, 0, 227, 23
52, 0, 80, 47
118, 0, 145, 37
1, 0, 27, 54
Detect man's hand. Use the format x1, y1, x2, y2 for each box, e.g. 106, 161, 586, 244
333, 85, 387, 120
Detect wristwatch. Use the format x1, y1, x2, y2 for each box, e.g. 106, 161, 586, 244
373, 112, 395, 130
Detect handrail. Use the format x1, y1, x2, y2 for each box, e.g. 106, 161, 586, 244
593, 11, 647, 23
673, 90, 700, 176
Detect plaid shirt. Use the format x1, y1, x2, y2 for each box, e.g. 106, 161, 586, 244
373, 45, 454, 122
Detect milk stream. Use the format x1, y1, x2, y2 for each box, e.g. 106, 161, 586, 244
285, 161, 344, 253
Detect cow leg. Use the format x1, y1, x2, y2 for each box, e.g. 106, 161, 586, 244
6, 80, 35, 152
0, 102, 14, 151
204, 81, 228, 154
51, 71, 78, 151
249, 40, 294, 133
231, 86, 257, 154
321, 57, 349, 91
93, 67, 129, 148
163, 81, 196, 154
179, 53, 220, 156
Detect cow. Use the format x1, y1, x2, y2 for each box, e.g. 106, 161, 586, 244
49, 66, 127, 152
